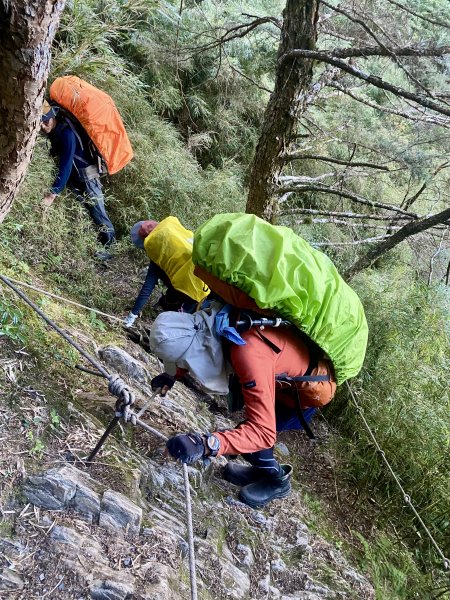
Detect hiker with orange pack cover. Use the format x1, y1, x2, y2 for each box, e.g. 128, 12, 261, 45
40, 77, 133, 256
40, 101, 116, 255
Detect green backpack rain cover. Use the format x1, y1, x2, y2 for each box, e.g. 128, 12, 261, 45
193, 213, 368, 384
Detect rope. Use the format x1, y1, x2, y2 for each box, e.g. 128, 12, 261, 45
0, 274, 124, 323
0, 274, 198, 598
0, 274, 111, 379
346, 382, 450, 571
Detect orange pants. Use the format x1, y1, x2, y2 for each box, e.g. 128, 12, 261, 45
215, 327, 335, 457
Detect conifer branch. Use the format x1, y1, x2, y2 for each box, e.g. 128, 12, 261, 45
320, 0, 441, 97
384, 0, 450, 29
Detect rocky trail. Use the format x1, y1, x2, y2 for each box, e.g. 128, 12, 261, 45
0, 325, 375, 600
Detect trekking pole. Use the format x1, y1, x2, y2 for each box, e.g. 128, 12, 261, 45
236, 314, 291, 330
85, 387, 162, 463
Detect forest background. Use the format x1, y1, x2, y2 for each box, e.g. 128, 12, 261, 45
0, 0, 449, 598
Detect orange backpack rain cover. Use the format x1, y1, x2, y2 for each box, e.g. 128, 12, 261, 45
50, 76, 133, 175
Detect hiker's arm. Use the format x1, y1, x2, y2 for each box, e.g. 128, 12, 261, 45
131, 262, 164, 315
50, 127, 76, 195
214, 331, 277, 456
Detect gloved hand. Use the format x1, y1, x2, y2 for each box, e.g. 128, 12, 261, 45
166, 432, 206, 464
123, 312, 138, 328
151, 373, 176, 396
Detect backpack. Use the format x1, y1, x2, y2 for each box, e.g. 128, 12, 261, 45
49, 76, 133, 175
193, 213, 368, 386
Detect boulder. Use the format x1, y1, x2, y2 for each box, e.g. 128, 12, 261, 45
23, 465, 102, 522
99, 489, 142, 536
99, 346, 149, 383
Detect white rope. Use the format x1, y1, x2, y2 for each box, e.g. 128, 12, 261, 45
346, 382, 450, 571
1, 275, 124, 323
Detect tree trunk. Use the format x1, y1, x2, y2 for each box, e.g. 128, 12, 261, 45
0, 0, 65, 224
345, 208, 450, 280
246, 0, 319, 221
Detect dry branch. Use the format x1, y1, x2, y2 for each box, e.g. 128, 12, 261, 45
283, 152, 391, 170
280, 49, 450, 118
346, 208, 450, 279
277, 207, 411, 221
277, 183, 419, 217
328, 82, 450, 129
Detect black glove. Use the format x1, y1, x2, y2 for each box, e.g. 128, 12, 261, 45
151, 373, 176, 395
166, 432, 206, 464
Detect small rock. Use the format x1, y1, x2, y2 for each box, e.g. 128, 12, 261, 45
271, 558, 287, 573
258, 575, 270, 594
0, 538, 27, 557
0, 568, 24, 591
99, 490, 142, 536
343, 568, 370, 587
275, 442, 290, 456
235, 543, 254, 571
305, 579, 332, 596
177, 537, 189, 558
224, 496, 248, 509
250, 511, 268, 527
23, 465, 101, 523
50, 525, 84, 549
89, 578, 134, 600
24, 469, 76, 510
295, 531, 310, 553
220, 560, 251, 599
39, 573, 45, 582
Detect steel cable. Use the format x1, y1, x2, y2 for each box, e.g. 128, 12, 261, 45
0, 274, 198, 599
346, 381, 449, 571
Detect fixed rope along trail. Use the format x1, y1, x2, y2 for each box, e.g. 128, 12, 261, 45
0, 274, 198, 600
0, 274, 124, 323
346, 381, 449, 571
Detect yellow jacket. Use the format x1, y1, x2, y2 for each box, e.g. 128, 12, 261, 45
144, 217, 209, 302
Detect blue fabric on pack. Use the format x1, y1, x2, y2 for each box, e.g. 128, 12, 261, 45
215, 304, 246, 345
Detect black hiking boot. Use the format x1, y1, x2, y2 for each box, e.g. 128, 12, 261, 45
222, 462, 267, 487
238, 464, 293, 509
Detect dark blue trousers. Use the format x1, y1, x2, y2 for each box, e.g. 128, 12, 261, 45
242, 407, 317, 477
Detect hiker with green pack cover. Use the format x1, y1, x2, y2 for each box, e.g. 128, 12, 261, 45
150, 213, 368, 509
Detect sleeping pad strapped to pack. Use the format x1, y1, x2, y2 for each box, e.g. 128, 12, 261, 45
192, 213, 368, 385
